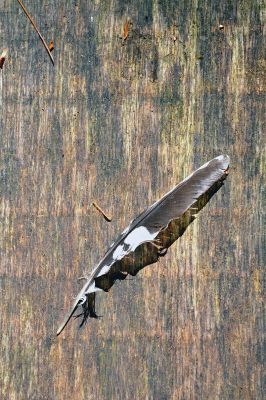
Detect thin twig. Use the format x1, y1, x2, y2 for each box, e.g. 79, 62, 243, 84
16, 0, 54, 65
92, 202, 112, 222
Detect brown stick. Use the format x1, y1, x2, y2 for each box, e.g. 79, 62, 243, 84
92, 202, 112, 222
16, 0, 54, 65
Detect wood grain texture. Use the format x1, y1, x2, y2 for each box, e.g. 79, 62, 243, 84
0, 1, 264, 399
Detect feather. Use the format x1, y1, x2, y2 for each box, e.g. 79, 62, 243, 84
57, 154, 230, 335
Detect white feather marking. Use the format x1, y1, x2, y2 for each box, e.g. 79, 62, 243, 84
112, 244, 125, 260
86, 281, 103, 294
97, 264, 111, 277
124, 226, 158, 252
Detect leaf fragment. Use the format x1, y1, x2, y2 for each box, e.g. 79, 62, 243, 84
123, 20, 129, 40
49, 41, 54, 52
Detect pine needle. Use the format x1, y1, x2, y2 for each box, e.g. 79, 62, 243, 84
17, 0, 54, 65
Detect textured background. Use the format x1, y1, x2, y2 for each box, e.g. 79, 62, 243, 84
0, 1, 265, 399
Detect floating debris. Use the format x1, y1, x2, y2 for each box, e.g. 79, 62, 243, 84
123, 20, 129, 40
16, 0, 54, 64
49, 41, 54, 52
0, 48, 8, 69
92, 202, 112, 222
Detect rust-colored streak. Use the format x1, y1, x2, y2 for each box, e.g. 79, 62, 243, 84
123, 20, 129, 40
224, 167, 230, 175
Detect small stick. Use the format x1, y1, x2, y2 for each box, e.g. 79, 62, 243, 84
77, 276, 89, 282
92, 202, 112, 222
16, 0, 54, 65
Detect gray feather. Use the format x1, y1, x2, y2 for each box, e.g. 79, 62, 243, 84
57, 155, 229, 335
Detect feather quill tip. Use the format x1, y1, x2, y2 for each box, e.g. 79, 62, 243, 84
56, 301, 80, 336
